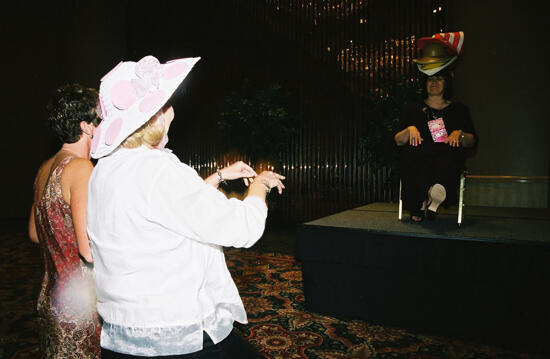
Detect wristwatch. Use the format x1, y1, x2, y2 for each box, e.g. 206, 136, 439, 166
459, 132, 465, 143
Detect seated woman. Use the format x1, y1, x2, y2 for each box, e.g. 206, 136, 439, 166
394, 70, 477, 222
87, 55, 284, 358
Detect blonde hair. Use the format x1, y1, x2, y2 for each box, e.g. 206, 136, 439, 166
121, 111, 165, 149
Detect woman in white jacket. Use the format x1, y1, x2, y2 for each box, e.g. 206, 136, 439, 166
87, 55, 284, 358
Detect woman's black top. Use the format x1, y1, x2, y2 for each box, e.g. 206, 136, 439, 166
397, 100, 477, 162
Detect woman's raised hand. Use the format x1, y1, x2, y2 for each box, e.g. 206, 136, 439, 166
219, 161, 258, 186
255, 171, 286, 195
218, 163, 286, 193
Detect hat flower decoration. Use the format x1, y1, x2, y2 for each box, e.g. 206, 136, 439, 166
91, 55, 200, 158
413, 31, 464, 75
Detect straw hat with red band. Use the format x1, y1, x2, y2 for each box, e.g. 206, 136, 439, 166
413, 31, 464, 76
91, 55, 201, 159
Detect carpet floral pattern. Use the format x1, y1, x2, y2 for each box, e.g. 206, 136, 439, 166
0, 230, 540, 359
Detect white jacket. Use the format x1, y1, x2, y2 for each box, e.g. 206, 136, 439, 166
87, 146, 267, 356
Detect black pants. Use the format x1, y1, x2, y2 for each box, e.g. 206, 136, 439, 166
101, 328, 263, 359
401, 147, 462, 213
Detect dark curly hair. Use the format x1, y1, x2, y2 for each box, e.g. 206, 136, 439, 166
47, 83, 100, 143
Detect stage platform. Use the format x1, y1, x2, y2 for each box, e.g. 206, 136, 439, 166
296, 203, 550, 355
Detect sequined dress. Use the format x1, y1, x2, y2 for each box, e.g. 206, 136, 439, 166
34, 156, 101, 359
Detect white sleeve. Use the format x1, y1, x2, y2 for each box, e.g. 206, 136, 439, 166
147, 159, 268, 248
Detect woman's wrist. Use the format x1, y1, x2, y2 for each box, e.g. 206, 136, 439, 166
247, 180, 270, 200
216, 169, 227, 186
251, 178, 271, 194
257, 178, 271, 194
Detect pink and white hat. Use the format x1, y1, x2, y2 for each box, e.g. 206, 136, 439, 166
91, 55, 200, 158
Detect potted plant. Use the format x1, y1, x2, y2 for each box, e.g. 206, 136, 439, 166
217, 81, 299, 217
218, 80, 298, 168
359, 76, 422, 200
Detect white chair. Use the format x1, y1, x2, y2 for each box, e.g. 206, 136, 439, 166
398, 172, 466, 225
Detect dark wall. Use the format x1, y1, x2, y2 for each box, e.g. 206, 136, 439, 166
122, 2, 291, 162
447, 1, 549, 177
3, 1, 128, 218
3, 1, 280, 220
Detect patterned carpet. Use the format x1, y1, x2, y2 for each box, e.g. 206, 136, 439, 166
0, 228, 541, 359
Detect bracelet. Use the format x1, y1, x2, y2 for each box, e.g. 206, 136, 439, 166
216, 170, 227, 186
263, 181, 271, 194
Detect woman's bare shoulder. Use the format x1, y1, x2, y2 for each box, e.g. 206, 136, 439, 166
63, 157, 94, 179
35, 156, 55, 185
32, 156, 56, 203
64, 157, 93, 168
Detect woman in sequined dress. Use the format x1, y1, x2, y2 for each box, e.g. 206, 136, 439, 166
28, 83, 102, 358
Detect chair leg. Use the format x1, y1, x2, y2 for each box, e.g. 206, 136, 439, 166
458, 172, 466, 225
397, 180, 403, 220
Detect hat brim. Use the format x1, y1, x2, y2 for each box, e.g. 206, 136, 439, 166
419, 61, 450, 70
413, 56, 452, 65
416, 56, 457, 76
91, 57, 201, 159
